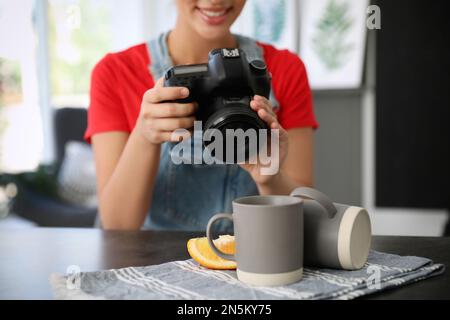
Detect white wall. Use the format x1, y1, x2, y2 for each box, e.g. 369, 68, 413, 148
142, 1, 176, 40
110, 0, 148, 51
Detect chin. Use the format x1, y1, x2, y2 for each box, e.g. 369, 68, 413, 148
194, 27, 232, 42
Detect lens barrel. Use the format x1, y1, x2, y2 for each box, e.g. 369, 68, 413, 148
203, 104, 268, 163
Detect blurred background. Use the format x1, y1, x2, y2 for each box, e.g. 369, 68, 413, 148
0, 0, 448, 236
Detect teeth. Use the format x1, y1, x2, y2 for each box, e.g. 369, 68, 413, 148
201, 9, 227, 17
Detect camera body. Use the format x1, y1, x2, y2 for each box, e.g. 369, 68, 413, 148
164, 48, 271, 161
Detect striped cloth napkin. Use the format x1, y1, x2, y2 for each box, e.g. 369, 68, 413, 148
50, 251, 444, 300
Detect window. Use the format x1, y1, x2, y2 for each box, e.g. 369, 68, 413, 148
0, 0, 43, 172
48, 0, 148, 108
0, 0, 147, 172
48, 0, 113, 108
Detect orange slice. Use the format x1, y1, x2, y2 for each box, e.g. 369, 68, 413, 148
187, 235, 237, 270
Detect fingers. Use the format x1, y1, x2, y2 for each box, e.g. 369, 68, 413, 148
150, 116, 196, 131
143, 102, 198, 118
144, 85, 190, 103
154, 77, 165, 88
138, 78, 197, 144
147, 129, 193, 144
250, 95, 278, 128
162, 129, 193, 143
257, 108, 278, 128
251, 95, 288, 141
250, 95, 276, 117
253, 95, 269, 103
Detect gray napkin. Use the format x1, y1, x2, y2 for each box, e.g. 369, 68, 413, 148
50, 251, 444, 300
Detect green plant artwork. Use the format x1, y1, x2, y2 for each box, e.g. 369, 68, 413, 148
253, 0, 286, 44
312, 0, 354, 70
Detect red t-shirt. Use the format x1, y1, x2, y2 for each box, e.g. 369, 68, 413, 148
84, 42, 318, 142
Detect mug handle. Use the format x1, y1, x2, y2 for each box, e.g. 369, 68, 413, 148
206, 213, 236, 261
290, 187, 337, 219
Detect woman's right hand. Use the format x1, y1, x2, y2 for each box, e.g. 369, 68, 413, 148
136, 77, 198, 145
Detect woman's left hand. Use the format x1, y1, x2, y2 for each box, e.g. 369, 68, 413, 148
239, 95, 289, 185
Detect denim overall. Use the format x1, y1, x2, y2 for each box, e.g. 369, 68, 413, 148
144, 32, 280, 232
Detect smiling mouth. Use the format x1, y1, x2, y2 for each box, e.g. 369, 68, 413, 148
196, 7, 232, 25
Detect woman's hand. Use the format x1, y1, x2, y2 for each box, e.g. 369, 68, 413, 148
239, 95, 289, 186
136, 77, 198, 145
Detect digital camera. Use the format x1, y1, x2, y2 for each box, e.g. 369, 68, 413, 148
164, 48, 271, 162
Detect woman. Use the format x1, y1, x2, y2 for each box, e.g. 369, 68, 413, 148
85, 0, 318, 231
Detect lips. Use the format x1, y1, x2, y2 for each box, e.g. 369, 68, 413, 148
200, 9, 228, 17
196, 7, 232, 26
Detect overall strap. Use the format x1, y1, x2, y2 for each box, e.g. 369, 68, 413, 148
234, 34, 280, 110
147, 31, 173, 81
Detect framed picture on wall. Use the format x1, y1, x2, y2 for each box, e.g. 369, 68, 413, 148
299, 0, 369, 90
232, 0, 298, 52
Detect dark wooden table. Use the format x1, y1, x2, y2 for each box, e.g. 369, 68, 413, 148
0, 228, 448, 300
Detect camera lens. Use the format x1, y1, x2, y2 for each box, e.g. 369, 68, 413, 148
203, 104, 268, 163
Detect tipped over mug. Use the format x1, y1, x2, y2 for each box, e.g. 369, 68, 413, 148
290, 187, 372, 270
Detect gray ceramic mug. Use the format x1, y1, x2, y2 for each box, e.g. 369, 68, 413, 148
290, 187, 372, 270
207, 195, 304, 286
